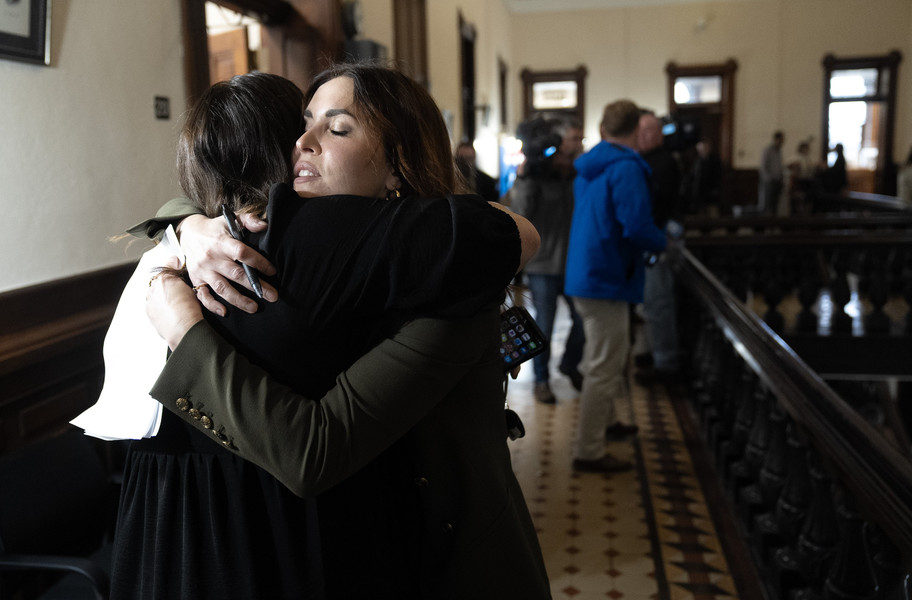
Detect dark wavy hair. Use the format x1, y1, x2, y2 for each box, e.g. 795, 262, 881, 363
305, 62, 459, 198
177, 72, 305, 217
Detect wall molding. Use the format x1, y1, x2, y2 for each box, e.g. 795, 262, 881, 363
0, 263, 135, 453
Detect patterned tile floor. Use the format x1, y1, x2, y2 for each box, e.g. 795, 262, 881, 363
506, 299, 750, 600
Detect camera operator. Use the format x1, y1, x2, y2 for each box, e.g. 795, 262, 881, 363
635, 111, 684, 385
509, 116, 585, 404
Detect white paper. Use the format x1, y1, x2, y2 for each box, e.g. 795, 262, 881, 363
71, 226, 184, 441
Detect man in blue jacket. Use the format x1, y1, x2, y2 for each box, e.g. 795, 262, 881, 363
565, 99, 668, 473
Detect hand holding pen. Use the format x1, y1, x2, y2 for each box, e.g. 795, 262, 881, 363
220, 204, 264, 299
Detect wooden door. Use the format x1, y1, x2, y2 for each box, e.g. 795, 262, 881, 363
208, 27, 250, 85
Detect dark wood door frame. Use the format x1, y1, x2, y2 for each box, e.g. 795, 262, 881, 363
821, 51, 902, 195
458, 13, 476, 142
666, 59, 737, 167
520, 65, 587, 129
180, 0, 341, 104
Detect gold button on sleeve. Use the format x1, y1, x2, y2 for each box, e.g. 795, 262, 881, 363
200, 415, 213, 429
189, 408, 201, 420
176, 398, 190, 411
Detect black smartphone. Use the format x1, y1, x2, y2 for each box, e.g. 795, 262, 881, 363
499, 306, 547, 372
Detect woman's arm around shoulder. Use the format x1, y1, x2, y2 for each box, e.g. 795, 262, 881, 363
148, 311, 497, 498
487, 201, 540, 271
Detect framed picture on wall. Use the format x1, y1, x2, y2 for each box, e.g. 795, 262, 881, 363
0, 0, 50, 66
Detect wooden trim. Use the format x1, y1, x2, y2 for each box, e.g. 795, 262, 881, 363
393, 0, 428, 88
215, 0, 292, 24
0, 264, 134, 452
665, 59, 737, 167
181, 0, 211, 105
672, 244, 912, 559
519, 65, 588, 129
820, 51, 903, 194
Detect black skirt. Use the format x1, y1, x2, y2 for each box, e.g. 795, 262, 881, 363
109, 410, 324, 600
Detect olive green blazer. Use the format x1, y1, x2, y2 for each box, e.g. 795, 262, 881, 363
149, 312, 552, 599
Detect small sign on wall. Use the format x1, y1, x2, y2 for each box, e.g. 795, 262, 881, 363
154, 96, 170, 120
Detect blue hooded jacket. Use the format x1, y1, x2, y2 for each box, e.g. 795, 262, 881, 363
564, 141, 667, 303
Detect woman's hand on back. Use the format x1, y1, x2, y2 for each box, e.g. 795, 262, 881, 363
146, 260, 205, 351
177, 214, 278, 315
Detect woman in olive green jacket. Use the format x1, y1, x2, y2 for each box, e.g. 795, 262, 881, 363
142, 63, 551, 599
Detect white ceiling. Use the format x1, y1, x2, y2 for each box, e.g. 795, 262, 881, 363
502, 0, 755, 14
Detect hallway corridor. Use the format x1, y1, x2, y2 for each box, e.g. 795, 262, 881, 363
506, 299, 763, 599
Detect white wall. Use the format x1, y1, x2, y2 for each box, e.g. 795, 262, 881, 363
0, 0, 185, 293
3, 0, 911, 295
509, 0, 912, 167
425, 0, 513, 176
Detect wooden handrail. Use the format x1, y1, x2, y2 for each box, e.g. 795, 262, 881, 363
684, 213, 912, 236
683, 228, 912, 247
671, 244, 912, 561
826, 190, 912, 213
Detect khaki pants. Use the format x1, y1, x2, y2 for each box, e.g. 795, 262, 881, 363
571, 297, 633, 461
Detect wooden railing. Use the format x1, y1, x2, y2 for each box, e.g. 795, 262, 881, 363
671, 235, 912, 598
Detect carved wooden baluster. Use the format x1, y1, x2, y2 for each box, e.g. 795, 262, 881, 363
729, 250, 751, 302
741, 404, 788, 533
729, 391, 771, 516
692, 326, 727, 429
762, 279, 786, 334
820, 487, 879, 600
829, 269, 854, 334
706, 350, 744, 456
754, 420, 811, 564
827, 249, 854, 334
869, 525, 912, 600
718, 368, 760, 478
689, 314, 720, 397
772, 453, 840, 598
796, 279, 822, 333
864, 272, 891, 334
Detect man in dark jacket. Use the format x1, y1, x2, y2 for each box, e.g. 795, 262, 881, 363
635, 111, 683, 383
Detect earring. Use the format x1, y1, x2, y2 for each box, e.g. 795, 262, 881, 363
387, 188, 401, 200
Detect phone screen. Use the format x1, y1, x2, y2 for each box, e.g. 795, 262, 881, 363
499, 306, 548, 372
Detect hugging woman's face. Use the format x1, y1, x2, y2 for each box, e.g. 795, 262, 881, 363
292, 76, 399, 199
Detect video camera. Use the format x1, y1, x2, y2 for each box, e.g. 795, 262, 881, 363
661, 114, 701, 152
516, 116, 563, 177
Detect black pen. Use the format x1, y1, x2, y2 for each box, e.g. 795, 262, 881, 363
220, 203, 264, 299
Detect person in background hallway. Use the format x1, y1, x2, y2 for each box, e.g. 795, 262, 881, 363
898, 147, 912, 206
758, 130, 785, 214
822, 142, 848, 194
455, 140, 500, 202
788, 139, 819, 214
564, 100, 667, 473
634, 111, 683, 385
688, 136, 722, 216
510, 116, 586, 404
131, 65, 550, 599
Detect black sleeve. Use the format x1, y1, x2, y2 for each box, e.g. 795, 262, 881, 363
259, 184, 520, 323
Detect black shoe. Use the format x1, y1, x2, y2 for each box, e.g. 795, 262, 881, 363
634, 353, 654, 369
634, 367, 683, 386
534, 382, 556, 405
558, 365, 583, 391
572, 455, 633, 473
605, 422, 639, 439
